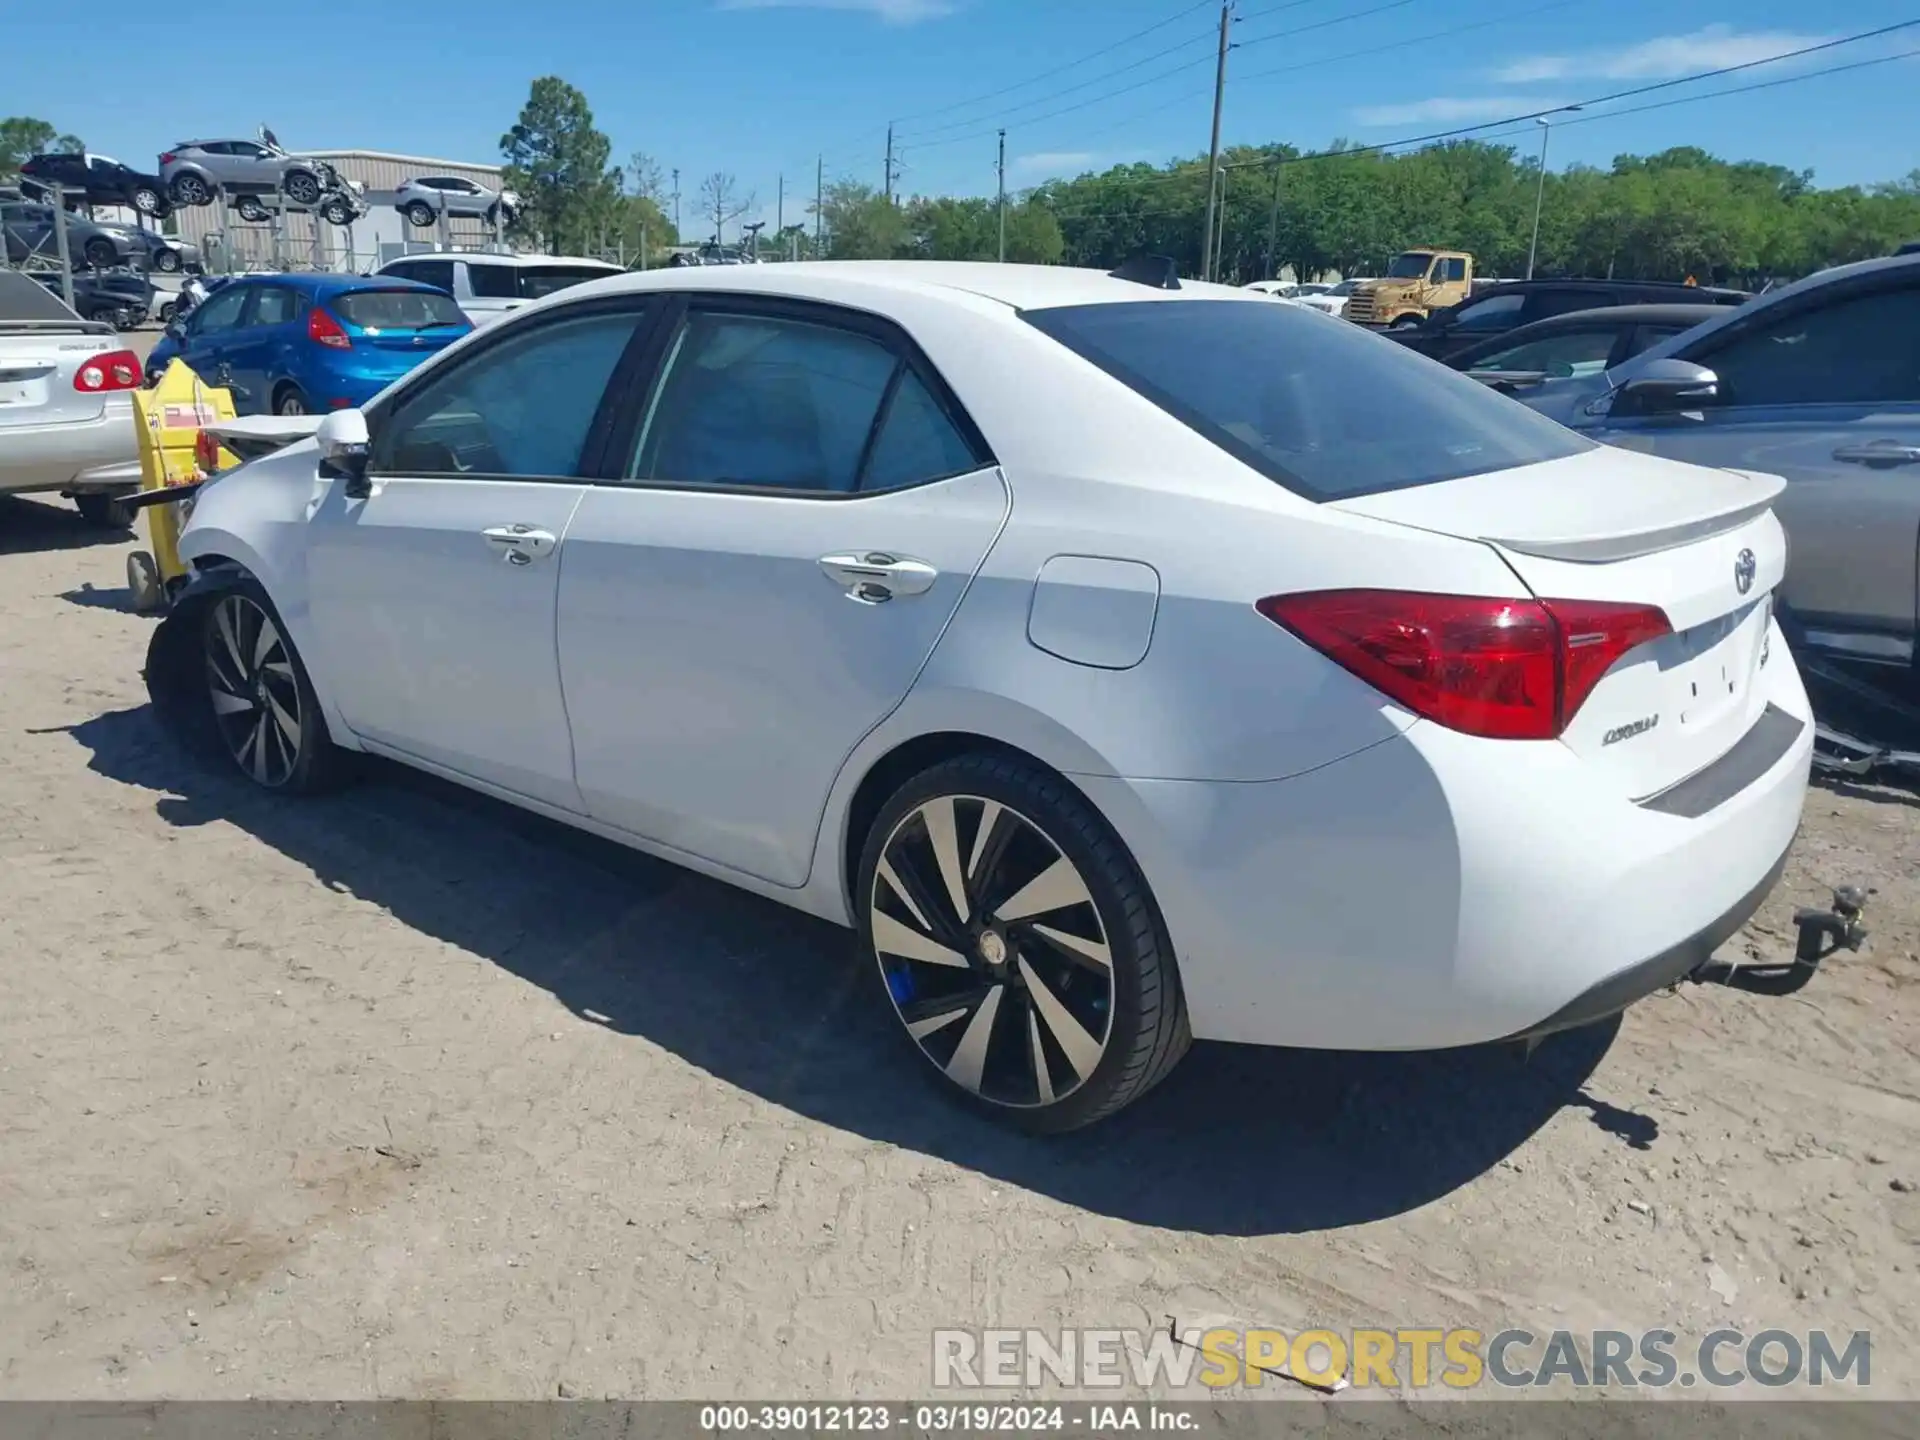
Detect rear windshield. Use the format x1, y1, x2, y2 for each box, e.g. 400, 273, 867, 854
466, 263, 615, 301
332, 288, 467, 331
1022, 298, 1592, 501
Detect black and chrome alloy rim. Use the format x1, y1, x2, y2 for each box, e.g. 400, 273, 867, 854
205, 595, 302, 787
872, 796, 1114, 1108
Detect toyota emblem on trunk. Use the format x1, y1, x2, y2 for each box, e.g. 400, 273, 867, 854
1734, 548, 1757, 595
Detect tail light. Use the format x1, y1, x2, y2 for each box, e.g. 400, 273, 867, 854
159, 151, 176, 166
307, 307, 351, 349
73, 349, 142, 393
1257, 589, 1672, 741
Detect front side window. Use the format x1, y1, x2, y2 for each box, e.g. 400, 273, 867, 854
1469, 326, 1618, 378
1451, 293, 1525, 330
376, 309, 645, 478
1441, 257, 1468, 283
1693, 283, 1920, 407
632, 311, 899, 492
1024, 298, 1591, 502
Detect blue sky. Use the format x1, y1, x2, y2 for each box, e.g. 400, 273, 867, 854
12, 0, 1919, 237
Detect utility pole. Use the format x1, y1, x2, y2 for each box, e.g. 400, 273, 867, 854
1264, 157, 1281, 281
815, 154, 824, 252
996, 129, 1007, 263
671, 168, 681, 242
1200, 1, 1233, 282
777, 174, 784, 244
885, 124, 895, 204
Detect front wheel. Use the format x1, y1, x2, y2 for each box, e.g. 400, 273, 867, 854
320, 198, 353, 227
131, 185, 165, 216
154, 247, 182, 273
235, 196, 268, 223
201, 586, 345, 793
83, 236, 118, 269
857, 753, 1190, 1132
1389, 314, 1423, 330
404, 201, 436, 228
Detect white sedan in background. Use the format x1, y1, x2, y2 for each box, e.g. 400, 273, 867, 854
145, 259, 1813, 1131
1296, 277, 1373, 318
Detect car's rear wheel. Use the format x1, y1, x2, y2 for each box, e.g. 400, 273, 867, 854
73, 492, 136, 530
131, 185, 164, 216
404, 201, 436, 229
273, 384, 310, 416
857, 753, 1190, 1132
320, 198, 353, 227
153, 247, 182, 273
170, 174, 211, 207
1390, 314, 1423, 329
234, 196, 268, 223
283, 171, 322, 207
202, 587, 343, 793
83, 236, 117, 269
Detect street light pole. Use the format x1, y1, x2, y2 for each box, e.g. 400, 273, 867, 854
1200, 1, 1232, 282
1526, 106, 1580, 281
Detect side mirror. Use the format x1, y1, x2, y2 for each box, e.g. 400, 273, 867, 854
316, 408, 372, 496
1611, 358, 1720, 418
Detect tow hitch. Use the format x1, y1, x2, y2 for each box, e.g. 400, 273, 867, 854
1695, 884, 1869, 997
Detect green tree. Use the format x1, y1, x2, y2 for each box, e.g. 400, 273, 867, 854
499, 78, 616, 255
819, 180, 909, 259
0, 116, 82, 182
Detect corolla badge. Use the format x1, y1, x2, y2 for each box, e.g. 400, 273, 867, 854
1734, 548, 1756, 595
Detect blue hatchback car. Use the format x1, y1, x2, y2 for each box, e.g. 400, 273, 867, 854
145, 272, 472, 415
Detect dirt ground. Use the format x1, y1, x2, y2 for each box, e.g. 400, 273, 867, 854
1, 494, 1916, 1406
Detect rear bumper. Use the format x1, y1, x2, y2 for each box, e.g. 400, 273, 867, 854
1076, 619, 1814, 1051
0, 400, 138, 495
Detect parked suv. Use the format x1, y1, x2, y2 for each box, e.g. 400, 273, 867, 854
1, 198, 144, 271
372, 251, 622, 325
1385, 279, 1750, 362
393, 176, 518, 229
19, 152, 172, 219
159, 135, 335, 209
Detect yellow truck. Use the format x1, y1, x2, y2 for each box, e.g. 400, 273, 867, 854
1342, 249, 1474, 329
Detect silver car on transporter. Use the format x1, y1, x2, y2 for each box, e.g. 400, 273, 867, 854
1509, 253, 1920, 672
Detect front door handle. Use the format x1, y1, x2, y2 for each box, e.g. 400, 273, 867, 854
819, 551, 939, 604
1832, 441, 1920, 468
482, 523, 558, 565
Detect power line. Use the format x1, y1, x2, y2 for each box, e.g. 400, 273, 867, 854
1236, 0, 1419, 51
1036, 42, 1920, 223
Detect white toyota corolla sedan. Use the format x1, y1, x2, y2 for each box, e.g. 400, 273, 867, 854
145, 258, 1814, 1131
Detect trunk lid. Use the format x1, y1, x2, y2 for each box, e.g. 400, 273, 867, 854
1334, 446, 1791, 801
0, 330, 114, 429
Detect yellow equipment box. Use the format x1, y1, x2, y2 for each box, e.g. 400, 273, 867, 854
127, 359, 238, 614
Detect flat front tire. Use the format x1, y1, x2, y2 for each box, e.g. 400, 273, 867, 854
857, 753, 1190, 1132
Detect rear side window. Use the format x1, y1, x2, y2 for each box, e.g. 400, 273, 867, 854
465, 263, 517, 299
332, 288, 467, 330
400, 259, 455, 293
519, 265, 616, 300
1024, 298, 1590, 501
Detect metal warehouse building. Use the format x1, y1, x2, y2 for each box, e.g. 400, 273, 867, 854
167, 149, 514, 274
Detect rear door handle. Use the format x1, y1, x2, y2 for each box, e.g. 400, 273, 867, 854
819, 551, 939, 603
482, 523, 558, 565
1832, 442, 1920, 467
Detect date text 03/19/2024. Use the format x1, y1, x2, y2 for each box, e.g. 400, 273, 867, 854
699, 1405, 1198, 1432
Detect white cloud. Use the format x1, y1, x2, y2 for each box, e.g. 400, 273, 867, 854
1352, 96, 1568, 127
1013, 151, 1097, 175
1493, 25, 1831, 84
715, 0, 955, 23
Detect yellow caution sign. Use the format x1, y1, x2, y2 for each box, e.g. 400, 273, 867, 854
127, 359, 238, 613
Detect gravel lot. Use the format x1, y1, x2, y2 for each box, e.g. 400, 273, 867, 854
1, 494, 1916, 1404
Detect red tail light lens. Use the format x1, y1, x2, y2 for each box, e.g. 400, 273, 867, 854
307, 307, 351, 349
159, 152, 176, 166
73, 349, 142, 393
1257, 589, 1671, 741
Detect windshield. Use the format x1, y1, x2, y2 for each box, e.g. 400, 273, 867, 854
519, 265, 617, 299
332, 288, 468, 330
1385, 253, 1434, 279
1023, 298, 1591, 502
1327, 280, 1360, 296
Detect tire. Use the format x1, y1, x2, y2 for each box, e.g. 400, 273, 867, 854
158, 301, 177, 323
131, 185, 165, 216
320, 199, 353, 227
273, 384, 309, 417
404, 201, 436, 229
235, 197, 268, 223
1390, 314, 1423, 330
154, 247, 182, 273
200, 582, 346, 793
74, 492, 136, 530
856, 752, 1190, 1133
170, 173, 212, 207
83, 236, 117, 269
283, 171, 322, 207
484, 204, 501, 228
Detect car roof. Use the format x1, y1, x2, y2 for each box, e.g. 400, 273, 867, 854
223, 271, 446, 296
1476, 277, 1749, 301
402, 251, 617, 269
561, 260, 1259, 312
1523, 302, 1728, 325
